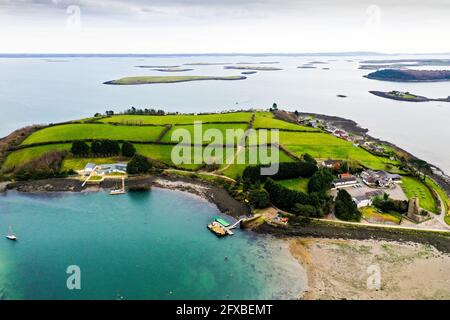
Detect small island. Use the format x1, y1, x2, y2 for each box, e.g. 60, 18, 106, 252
365, 69, 450, 82
153, 67, 194, 72
297, 65, 317, 69
369, 90, 450, 102
103, 75, 246, 85
224, 66, 282, 71
241, 71, 257, 75
136, 65, 180, 68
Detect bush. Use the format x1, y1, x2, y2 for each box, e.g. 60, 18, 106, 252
264, 178, 329, 217
71, 141, 90, 156
14, 151, 68, 181
248, 189, 271, 209
308, 168, 334, 193
91, 140, 120, 156
372, 197, 408, 214
127, 154, 151, 174
121, 142, 136, 157
243, 161, 318, 183
334, 189, 361, 222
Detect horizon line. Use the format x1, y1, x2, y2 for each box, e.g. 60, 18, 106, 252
1, 51, 450, 57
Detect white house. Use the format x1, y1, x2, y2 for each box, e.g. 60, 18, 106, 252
333, 175, 358, 188
83, 163, 97, 176
353, 195, 372, 208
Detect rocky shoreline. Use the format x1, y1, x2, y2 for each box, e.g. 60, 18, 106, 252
4, 174, 250, 218
255, 221, 450, 254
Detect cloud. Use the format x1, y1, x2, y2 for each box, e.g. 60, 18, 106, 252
1, 0, 450, 53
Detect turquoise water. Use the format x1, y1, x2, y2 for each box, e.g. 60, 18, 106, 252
0, 189, 306, 300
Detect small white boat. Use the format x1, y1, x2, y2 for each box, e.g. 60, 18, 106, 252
6, 226, 17, 241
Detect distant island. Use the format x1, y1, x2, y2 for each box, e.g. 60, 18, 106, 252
103, 75, 246, 85
224, 66, 282, 71
369, 90, 450, 102
153, 68, 194, 72
297, 65, 317, 69
136, 65, 180, 68
364, 69, 450, 82
241, 71, 257, 75
360, 59, 450, 70
183, 62, 232, 66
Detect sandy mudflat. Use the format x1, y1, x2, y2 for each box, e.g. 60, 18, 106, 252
290, 238, 450, 300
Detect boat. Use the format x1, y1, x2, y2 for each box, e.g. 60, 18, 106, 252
6, 226, 17, 241
207, 221, 227, 237
110, 177, 126, 195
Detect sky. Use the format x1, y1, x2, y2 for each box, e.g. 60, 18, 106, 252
1, 0, 450, 54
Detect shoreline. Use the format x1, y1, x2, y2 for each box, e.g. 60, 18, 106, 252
4, 174, 250, 218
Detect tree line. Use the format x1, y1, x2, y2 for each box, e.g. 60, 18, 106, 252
71, 140, 136, 157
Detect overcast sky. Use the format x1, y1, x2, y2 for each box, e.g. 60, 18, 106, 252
1, 0, 449, 53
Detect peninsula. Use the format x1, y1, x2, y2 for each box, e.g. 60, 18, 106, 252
364, 69, 450, 82
369, 90, 450, 102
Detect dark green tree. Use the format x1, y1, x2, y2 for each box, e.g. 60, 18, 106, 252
308, 168, 334, 193
334, 189, 361, 221
127, 154, 151, 174
71, 141, 90, 156
121, 142, 136, 157
248, 189, 271, 209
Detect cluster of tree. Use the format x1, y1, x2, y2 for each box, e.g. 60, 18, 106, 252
14, 151, 74, 181
127, 154, 151, 174
264, 178, 331, 218
243, 160, 318, 184
372, 194, 408, 214
334, 189, 361, 221
71, 141, 136, 158
308, 168, 334, 193
248, 189, 271, 209
123, 107, 166, 116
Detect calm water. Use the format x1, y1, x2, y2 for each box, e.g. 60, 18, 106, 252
0, 189, 306, 300
0, 54, 449, 173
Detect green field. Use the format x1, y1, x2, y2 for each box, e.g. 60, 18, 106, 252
219, 146, 294, 179
401, 176, 438, 213
160, 123, 248, 145
104, 76, 246, 85
2, 144, 71, 172
277, 178, 310, 193
98, 112, 252, 125
253, 113, 317, 131
22, 124, 165, 145
279, 132, 398, 170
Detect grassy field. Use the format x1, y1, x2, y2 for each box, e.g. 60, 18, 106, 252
401, 176, 438, 213
279, 132, 398, 170
98, 112, 253, 125
277, 178, 310, 193
104, 76, 245, 85
361, 207, 402, 225
61, 157, 122, 172
253, 113, 318, 131
425, 177, 449, 215
2, 144, 71, 172
22, 124, 165, 145
160, 123, 248, 145
219, 146, 294, 179
135, 144, 236, 170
